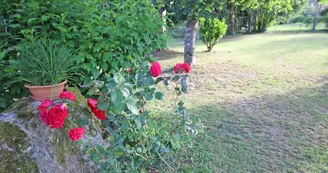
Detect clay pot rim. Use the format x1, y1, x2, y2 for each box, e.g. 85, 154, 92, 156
24, 80, 67, 89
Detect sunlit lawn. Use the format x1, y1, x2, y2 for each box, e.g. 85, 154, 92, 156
151, 32, 328, 172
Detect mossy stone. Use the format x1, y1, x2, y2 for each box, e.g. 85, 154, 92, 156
0, 122, 39, 173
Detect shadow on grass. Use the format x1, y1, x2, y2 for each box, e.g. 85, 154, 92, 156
178, 82, 328, 173
152, 49, 184, 61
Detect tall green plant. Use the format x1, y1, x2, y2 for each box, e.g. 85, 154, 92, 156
199, 17, 227, 52
9, 39, 80, 86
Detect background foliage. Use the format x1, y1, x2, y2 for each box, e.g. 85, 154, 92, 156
0, 0, 168, 109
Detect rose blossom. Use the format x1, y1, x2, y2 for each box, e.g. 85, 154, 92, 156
68, 127, 85, 141
38, 99, 52, 110
87, 98, 106, 120
149, 62, 162, 77
174, 63, 191, 74
47, 104, 68, 129
60, 91, 76, 101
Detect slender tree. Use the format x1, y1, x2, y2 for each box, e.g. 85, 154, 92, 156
166, 0, 222, 65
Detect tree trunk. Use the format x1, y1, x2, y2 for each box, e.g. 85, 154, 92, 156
253, 13, 257, 32
159, 7, 167, 32
184, 18, 198, 65
313, 4, 322, 31
247, 9, 252, 33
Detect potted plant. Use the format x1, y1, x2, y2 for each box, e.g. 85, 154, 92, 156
10, 39, 80, 101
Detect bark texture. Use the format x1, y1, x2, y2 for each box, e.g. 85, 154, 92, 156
184, 18, 198, 65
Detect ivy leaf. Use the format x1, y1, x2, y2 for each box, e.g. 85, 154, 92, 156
154, 92, 163, 100
126, 97, 139, 115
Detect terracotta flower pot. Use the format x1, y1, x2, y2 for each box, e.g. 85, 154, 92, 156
25, 80, 67, 101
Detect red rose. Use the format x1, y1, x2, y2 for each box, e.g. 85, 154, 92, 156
38, 99, 52, 110
60, 91, 76, 101
174, 63, 191, 74
40, 109, 49, 125
149, 62, 161, 77
68, 127, 85, 141
93, 109, 106, 120
174, 63, 182, 73
47, 105, 68, 129
182, 62, 191, 73
87, 98, 106, 120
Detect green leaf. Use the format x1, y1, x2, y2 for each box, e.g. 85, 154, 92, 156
144, 76, 155, 85
110, 89, 123, 105
112, 102, 126, 113
87, 88, 95, 96
0, 52, 5, 60
98, 94, 106, 103
113, 73, 124, 84
121, 87, 130, 97
155, 77, 164, 84
105, 82, 117, 90
76, 117, 89, 126
98, 102, 110, 111
172, 75, 180, 82
154, 92, 163, 100
144, 92, 153, 101
126, 97, 139, 115
0, 98, 6, 108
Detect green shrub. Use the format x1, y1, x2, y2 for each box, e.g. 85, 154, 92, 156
304, 17, 314, 24
290, 15, 307, 23
199, 17, 227, 52
321, 15, 328, 29
8, 39, 80, 86
0, 0, 168, 110
83, 64, 201, 172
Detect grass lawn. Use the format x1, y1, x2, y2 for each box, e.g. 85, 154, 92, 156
267, 23, 327, 33
151, 33, 328, 172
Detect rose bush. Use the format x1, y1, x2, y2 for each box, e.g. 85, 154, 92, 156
82, 61, 201, 172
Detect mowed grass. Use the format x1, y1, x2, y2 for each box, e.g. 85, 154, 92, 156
151, 33, 328, 172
